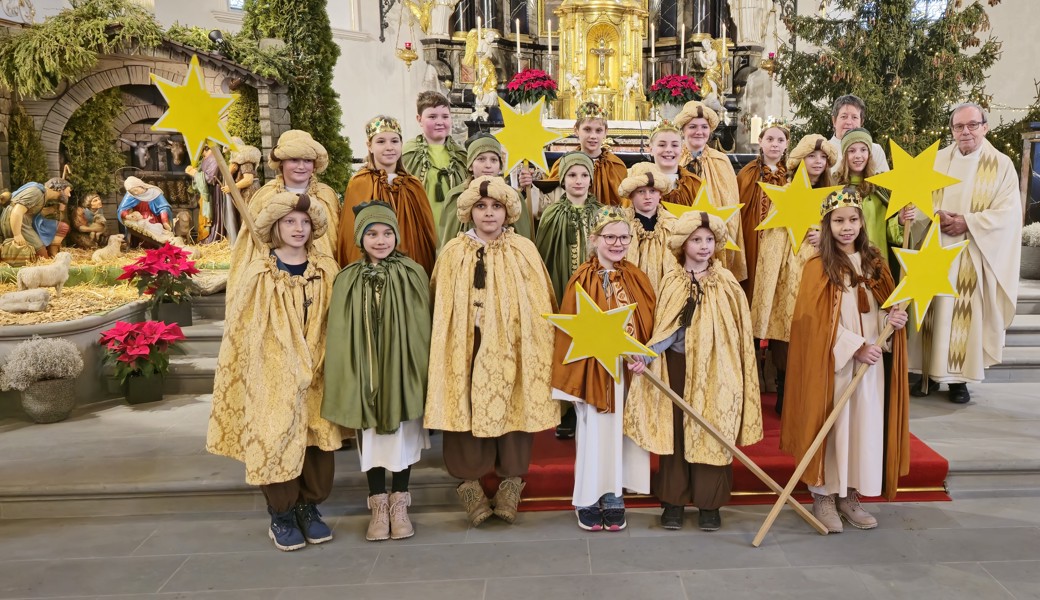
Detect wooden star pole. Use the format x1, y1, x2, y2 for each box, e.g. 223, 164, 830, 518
634, 364, 830, 537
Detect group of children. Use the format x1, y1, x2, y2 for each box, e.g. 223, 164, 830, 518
206, 92, 912, 552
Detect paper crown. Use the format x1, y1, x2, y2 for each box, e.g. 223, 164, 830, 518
821, 187, 863, 216
651, 119, 681, 138
577, 101, 609, 121
365, 116, 402, 140
760, 116, 791, 137
592, 205, 630, 233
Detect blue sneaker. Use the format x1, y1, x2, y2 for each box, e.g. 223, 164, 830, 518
295, 502, 333, 544
575, 506, 603, 531
268, 507, 306, 551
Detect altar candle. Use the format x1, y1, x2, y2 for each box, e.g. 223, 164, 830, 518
476, 16, 482, 43
516, 19, 521, 52
650, 24, 655, 58
680, 22, 685, 59
750, 115, 763, 141
548, 19, 552, 58
722, 23, 727, 58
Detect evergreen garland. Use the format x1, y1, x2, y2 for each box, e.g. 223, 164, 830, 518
9, 104, 47, 185
775, 0, 1002, 155
61, 88, 125, 197
228, 86, 262, 157
242, 0, 353, 190
0, 0, 162, 99
988, 81, 1040, 168
164, 24, 289, 81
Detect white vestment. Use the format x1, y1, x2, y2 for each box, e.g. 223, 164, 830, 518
358, 419, 430, 472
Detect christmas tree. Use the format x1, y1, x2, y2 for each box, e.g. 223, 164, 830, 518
776, 0, 1003, 154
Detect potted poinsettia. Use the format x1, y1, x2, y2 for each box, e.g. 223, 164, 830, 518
646, 74, 701, 119
99, 320, 185, 404
116, 243, 200, 327
507, 68, 558, 112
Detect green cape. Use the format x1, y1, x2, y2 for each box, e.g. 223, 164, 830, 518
533, 196, 603, 305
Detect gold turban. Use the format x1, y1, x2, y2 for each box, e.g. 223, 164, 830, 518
254, 191, 330, 247
786, 134, 839, 171
667, 210, 728, 258
456, 175, 522, 225
674, 101, 721, 131
617, 162, 675, 199
268, 130, 330, 174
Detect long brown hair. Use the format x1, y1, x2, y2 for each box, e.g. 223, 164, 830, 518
835, 144, 876, 197
818, 207, 882, 289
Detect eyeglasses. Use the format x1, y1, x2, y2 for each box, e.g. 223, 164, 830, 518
952, 121, 985, 133
600, 234, 632, 246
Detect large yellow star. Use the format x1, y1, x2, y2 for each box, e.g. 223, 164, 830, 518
883, 218, 969, 330
151, 55, 235, 164
493, 98, 564, 173
545, 283, 656, 382
755, 161, 843, 253
867, 140, 958, 220
663, 184, 743, 251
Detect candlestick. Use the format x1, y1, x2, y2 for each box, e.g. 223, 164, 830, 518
650, 24, 655, 58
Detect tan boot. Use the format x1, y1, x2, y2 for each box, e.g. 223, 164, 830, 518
456, 480, 493, 527
811, 493, 843, 533
837, 489, 878, 530
491, 477, 525, 524
366, 493, 390, 541
388, 491, 415, 539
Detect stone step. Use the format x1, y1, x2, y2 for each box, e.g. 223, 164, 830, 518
985, 346, 1040, 382
191, 293, 226, 321
178, 319, 224, 356
1006, 314, 1040, 346
1018, 279, 1040, 315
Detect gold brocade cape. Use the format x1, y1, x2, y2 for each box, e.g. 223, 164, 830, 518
339, 167, 438, 276
625, 207, 679, 294
780, 256, 910, 500
423, 231, 559, 437
439, 176, 534, 247
629, 263, 763, 461
206, 253, 347, 485
751, 229, 815, 341
226, 177, 340, 297
679, 146, 746, 280
548, 150, 628, 207
736, 158, 787, 302
551, 257, 656, 420
660, 167, 703, 207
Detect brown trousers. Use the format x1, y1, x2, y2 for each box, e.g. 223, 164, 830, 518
442, 430, 533, 480
652, 350, 733, 509
260, 446, 335, 513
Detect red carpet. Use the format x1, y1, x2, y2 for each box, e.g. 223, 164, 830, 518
485, 393, 950, 511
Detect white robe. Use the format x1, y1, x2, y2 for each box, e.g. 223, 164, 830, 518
907, 140, 1022, 383
808, 253, 886, 498
358, 419, 430, 473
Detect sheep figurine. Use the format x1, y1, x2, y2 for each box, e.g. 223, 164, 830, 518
91, 234, 125, 263
173, 210, 193, 240
16, 252, 73, 297
0, 288, 51, 313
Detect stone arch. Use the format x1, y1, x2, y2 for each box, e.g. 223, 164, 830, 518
110, 104, 167, 136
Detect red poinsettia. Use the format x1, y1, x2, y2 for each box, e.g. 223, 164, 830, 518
507, 68, 559, 106
100, 320, 185, 384
117, 243, 200, 306
646, 74, 701, 106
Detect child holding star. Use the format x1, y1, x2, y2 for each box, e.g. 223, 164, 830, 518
835, 128, 904, 263
648, 120, 703, 206
546, 102, 627, 208
628, 211, 762, 532
402, 91, 468, 225
551, 208, 656, 532
424, 176, 558, 528
781, 186, 910, 533
339, 115, 438, 276
736, 118, 790, 302
617, 162, 680, 293
751, 134, 838, 415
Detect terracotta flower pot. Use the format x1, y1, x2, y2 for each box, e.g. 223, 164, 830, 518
21, 378, 77, 424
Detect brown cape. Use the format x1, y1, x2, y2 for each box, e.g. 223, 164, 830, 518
780, 256, 910, 500
660, 167, 704, 207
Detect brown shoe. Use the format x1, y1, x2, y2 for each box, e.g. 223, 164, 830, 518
837, 490, 878, 530
457, 480, 493, 527
811, 493, 843, 533
388, 491, 415, 539
366, 493, 390, 541
491, 477, 526, 524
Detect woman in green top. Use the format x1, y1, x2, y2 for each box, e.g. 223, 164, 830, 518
835, 128, 902, 262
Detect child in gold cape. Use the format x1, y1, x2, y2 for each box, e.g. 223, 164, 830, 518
617, 162, 680, 293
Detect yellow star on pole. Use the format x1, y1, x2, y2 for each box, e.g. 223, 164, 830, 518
883, 218, 969, 330
151, 55, 236, 164
867, 139, 958, 220
755, 161, 843, 253
493, 98, 564, 173
545, 283, 657, 382
663, 184, 743, 251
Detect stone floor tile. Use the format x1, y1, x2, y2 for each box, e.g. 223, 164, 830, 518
365, 539, 590, 583
774, 528, 925, 567
0, 518, 158, 560
327, 510, 470, 547
486, 572, 686, 600
131, 516, 279, 556
589, 532, 788, 573
274, 580, 486, 600
941, 497, 1040, 528
980, 560, 1040, 600
680, 566, 874, 600
869, 502, 963, 530
853, 562, 1016, 600
0, 556, 188, 598
907, 527, 1040, 562
464, 508, 618, 542
159, 546, 380, 592
92, 591, 282, 600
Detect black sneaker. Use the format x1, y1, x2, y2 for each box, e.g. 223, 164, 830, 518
602, 508, 627, 531
660, 504, 684, 530
698, 508, 721, 531
576, 506, 603, 531
556, 406, 577, 440
295, 502, 333, 544
268, 507, 306, 551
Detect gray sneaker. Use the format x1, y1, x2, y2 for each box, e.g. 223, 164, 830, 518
812, 493, 843, 533
837, 490, 878, 529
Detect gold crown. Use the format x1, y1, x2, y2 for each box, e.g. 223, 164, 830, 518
760, 116, 791, 138
821, 187, 863, 216
577, 101, 609, 121
365, 116, 402, 140
651, 119, 681, 138
592, 205, 630, 233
